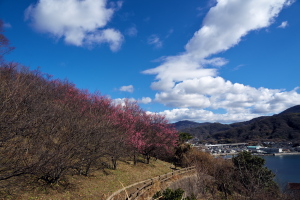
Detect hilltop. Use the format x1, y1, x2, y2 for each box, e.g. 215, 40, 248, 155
279, 105, 300, 115
174, 105, 300, 143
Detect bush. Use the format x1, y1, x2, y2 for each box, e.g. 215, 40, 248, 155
152, 188, 196, 200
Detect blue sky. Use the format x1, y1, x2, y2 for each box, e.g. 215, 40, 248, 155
1, 0, 300, 123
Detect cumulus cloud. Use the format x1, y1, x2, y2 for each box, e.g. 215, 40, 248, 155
143, 54, 218, 91
143, 0, 298, 123
25, 0, 123, 51
159, 90, 300, 123
113, 97, 152, 106
157, 108, 260, 124
278, 21, 288, 28
147, 34, 163, 48
155, 87, 300, 123
185, 0, 292, 58
119, 85, 134, 93
85, 28, 123, 51
155, 76, 300, 113
112, 98, 135, 106
138, 97, 152, 104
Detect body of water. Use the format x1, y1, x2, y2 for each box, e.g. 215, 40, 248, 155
264, 154, 300, 190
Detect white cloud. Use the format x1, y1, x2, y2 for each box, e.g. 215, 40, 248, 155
138, 97, 152, 104
157, 108, 260, 123
113, 98, 136, 106
278, 21, 288, 28
113, 97, 152, 106
126, 26, 138, 37
201, 57, 228, 67
143, 54, 218, 91
85, 29, 123, 51
109, 1, 123, 10
157, 88, 300, 123
233, 64, 245, 71
25, 0, 123, 51
154, 76, 300, 113
147, 34, 163, 48
143, 0, 298, 123
285, 0, 296, 6
119, 85, 134, 93
185, 0, 292, 58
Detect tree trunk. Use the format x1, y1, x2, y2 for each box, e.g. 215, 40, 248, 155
111, 157, 117, 170
145, 154, 151, 164
133, 151, 137, 165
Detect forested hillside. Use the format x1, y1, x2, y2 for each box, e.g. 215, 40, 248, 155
0, 64, 178, 180
175, 105, 300, 143
0, 20, 178, 195
213, 111, 300, 143
175, 122, 232, 140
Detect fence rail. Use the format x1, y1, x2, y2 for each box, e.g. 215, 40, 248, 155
106, 166, 196, 200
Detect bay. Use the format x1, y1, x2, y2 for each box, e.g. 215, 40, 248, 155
264, 154, 300, 190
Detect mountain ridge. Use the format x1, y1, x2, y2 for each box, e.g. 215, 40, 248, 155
174, 105, 300, 143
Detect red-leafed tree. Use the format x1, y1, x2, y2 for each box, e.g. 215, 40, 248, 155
78, 93, 118, 174
0, 20, 178, 187
141, 113, 178, 164
113, 100, 178, 165
123, 102, 150, 165
111, 100, 144, 167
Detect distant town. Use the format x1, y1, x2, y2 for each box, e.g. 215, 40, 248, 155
189, 138, 300, 156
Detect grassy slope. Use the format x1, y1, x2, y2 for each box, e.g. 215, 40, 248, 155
13, 159, 173, 200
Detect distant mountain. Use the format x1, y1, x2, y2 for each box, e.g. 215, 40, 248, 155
173, 120, 202, 130
213, 113, 300, 143
279, 105, 300, 115
174, 121, 232, 140
174, 105, 300, 143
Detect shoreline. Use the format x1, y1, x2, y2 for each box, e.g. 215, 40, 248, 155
273, 152, 300, 156
212, 152, 300, 157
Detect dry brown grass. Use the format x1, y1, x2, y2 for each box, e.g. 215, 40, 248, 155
4, 159, 173, 200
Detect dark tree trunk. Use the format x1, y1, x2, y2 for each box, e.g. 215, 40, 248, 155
111, 157, 117, 170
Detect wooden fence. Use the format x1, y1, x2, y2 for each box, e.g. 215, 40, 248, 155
106, 166, 196, 200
